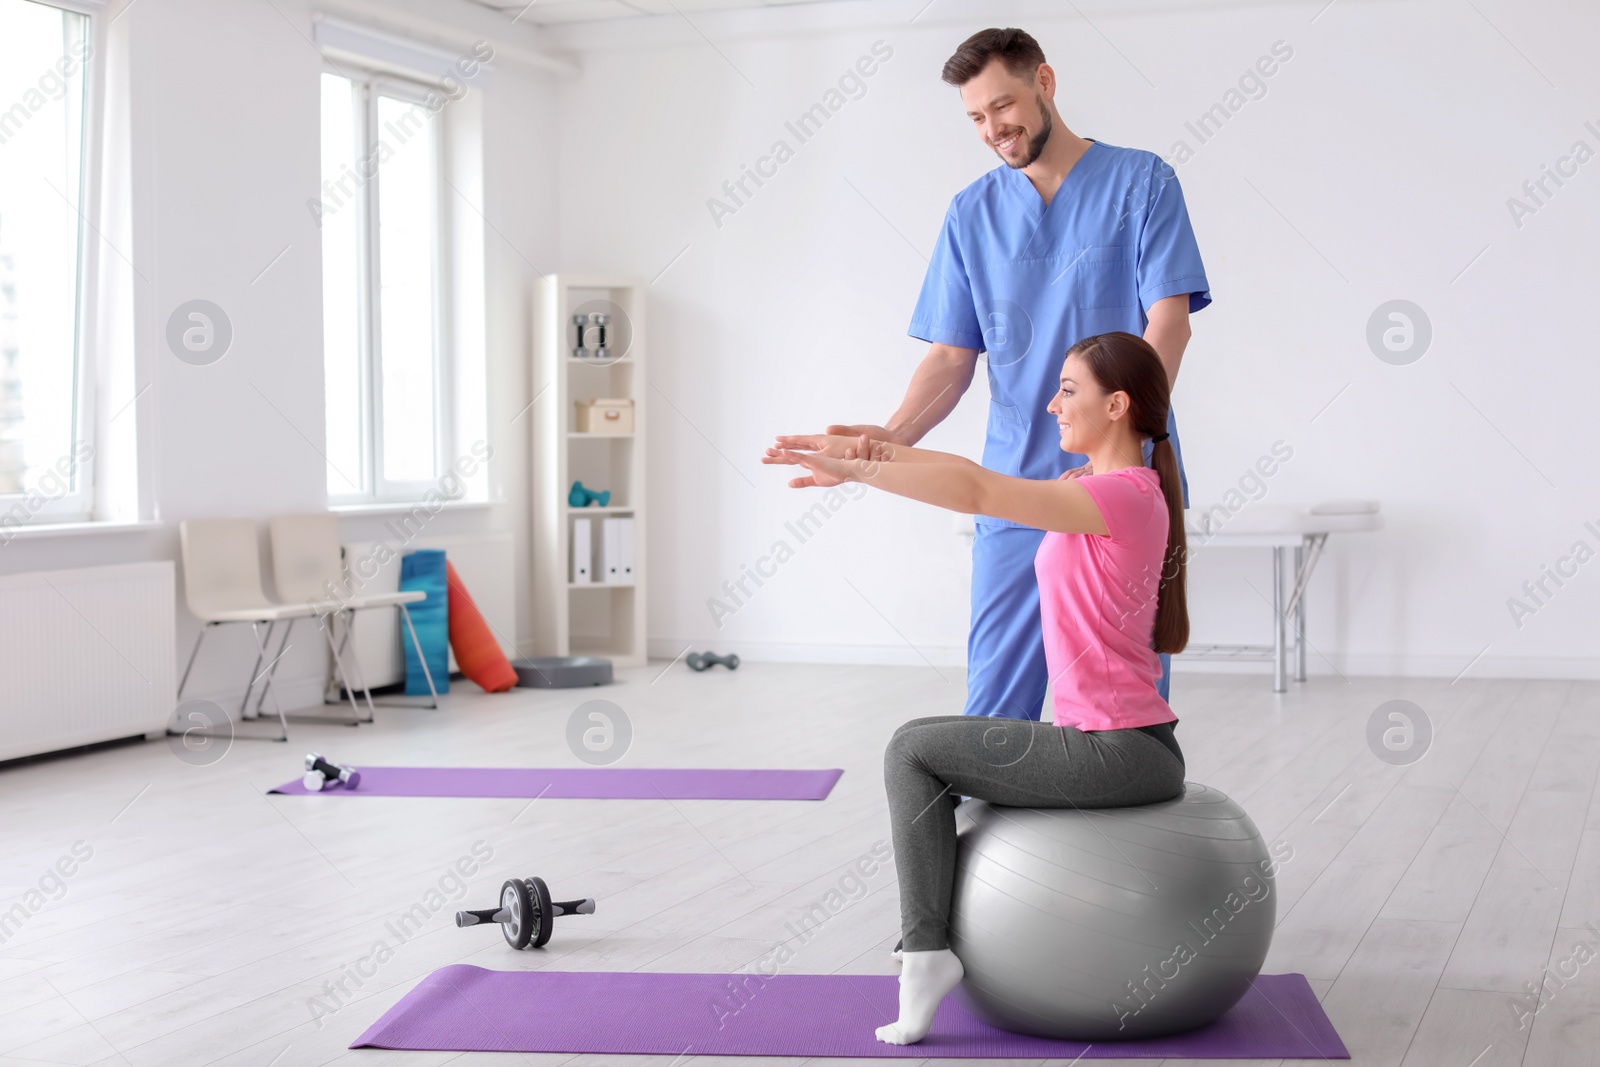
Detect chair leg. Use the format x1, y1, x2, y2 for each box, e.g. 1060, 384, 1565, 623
322, 608, 350, 705
177, 623, 213, 701
250, 621, 291, 742
322, 613, 342, 706
320, 613, 365, 726
239, 620, 275, 720
338, 609, 378, 722
168, 620, 293, 744
399, 603, 440, 708
252, 619, 297, 718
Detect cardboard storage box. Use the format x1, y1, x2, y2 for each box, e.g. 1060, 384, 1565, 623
575, 398, 634, 434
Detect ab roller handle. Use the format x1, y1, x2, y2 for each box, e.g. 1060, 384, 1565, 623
455, 897, 595, 928
303, 753, 361, 792
455, 876, 596, 950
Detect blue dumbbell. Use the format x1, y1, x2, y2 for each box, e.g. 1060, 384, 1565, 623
569, 481, 611, 508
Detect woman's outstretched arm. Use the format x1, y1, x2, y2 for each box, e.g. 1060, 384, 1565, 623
763, 449, 1108, 536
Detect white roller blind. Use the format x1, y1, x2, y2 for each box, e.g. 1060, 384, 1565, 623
312, 15, 494, 91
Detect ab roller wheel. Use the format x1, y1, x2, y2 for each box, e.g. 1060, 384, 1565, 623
504, 876, 552, 950
455, 877, 596, 950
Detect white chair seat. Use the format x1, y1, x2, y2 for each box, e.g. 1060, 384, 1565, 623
203, 602, 321, 623
301, 589, 428, 615
344, 589, 428, 610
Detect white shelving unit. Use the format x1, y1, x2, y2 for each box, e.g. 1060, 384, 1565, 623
530, 275, 647, 666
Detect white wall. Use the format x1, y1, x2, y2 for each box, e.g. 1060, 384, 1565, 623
0, 0, 561, 709
4, 0, 1595, 710
551, 0, 1600, 678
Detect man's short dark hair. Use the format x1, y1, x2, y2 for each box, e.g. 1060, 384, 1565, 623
941, 28, 1047, 87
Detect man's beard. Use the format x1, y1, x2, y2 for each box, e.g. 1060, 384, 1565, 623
1001, 98, 1052, 169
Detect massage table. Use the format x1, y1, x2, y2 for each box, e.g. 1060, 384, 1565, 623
1182, 500, 1383, 692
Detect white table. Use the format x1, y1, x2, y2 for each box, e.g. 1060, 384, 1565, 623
1181, 501, 1383, 692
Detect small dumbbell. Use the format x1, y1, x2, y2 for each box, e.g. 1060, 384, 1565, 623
303, 752, 361, 792
568, 480, 612, 508
686, 651, 740, 672
579, 313, 598, 358
456, 876, 596, 950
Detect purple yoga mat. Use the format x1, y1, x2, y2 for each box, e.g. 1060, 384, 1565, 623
352, 966, 1349, 1059
268, 767, 842, 801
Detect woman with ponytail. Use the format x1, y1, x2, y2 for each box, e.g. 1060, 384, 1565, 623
763, 331, 1190, 1046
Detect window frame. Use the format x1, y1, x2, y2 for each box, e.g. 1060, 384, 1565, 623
322, 65, 456, 506
0, 0, 100, 523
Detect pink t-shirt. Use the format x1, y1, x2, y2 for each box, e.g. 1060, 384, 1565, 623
1034, 466, 1177, 732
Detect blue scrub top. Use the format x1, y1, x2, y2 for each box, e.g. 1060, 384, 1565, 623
908, 140, 1210, 527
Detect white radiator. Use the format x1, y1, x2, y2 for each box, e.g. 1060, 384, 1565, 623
0, 562, 176, 762
340, 533, 516, 688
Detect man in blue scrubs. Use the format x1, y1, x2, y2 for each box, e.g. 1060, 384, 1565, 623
831, 28, 1210, 720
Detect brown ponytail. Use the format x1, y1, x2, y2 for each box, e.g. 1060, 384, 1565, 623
1064, 332, 1189, 654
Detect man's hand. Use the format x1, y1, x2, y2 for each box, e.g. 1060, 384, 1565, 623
825, 423, 911, 446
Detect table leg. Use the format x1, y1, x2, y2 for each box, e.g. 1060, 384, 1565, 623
1294, 541, 1308, 682
1273, 545, 1287, 693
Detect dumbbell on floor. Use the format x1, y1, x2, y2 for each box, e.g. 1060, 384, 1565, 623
687, 651, 740, 672
303, 753, 361, 792
456, 877, 596, 950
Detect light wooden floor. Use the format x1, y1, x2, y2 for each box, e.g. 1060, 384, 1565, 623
1, 666, 1597, 1066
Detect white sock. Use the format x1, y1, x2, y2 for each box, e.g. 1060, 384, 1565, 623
875, 948, 964, 1045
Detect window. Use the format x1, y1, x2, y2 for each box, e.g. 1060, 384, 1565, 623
0, 0, 93, 522
319, 70, 452, 502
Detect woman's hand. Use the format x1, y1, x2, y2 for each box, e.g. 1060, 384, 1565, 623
769, 433, 895, 462
765, 433, 890, 488
762, 448, 859, 489
1059, 463, 1093, 481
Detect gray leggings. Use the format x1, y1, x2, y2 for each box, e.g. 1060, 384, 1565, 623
884, 716, 1186, 952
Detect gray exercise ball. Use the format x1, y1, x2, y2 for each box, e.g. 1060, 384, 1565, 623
949, 783, 1276, 1040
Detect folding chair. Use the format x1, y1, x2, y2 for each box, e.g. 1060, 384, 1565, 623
269, 514, 438, 718
175, 518, 317, 742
